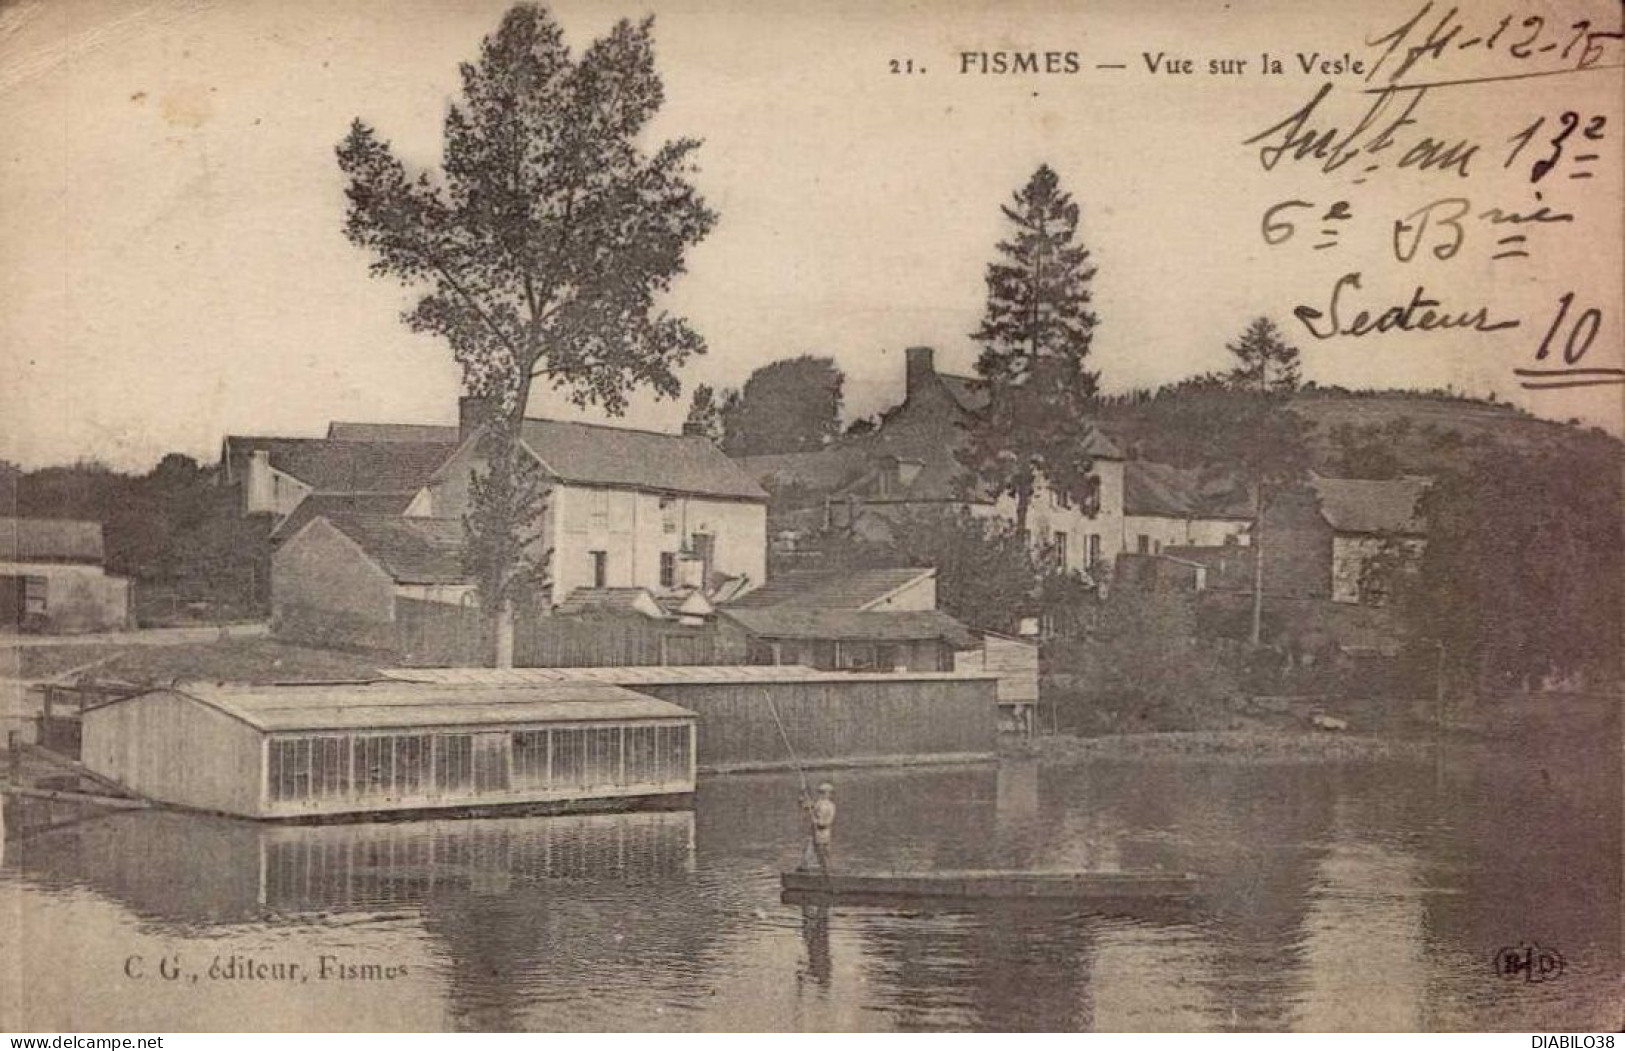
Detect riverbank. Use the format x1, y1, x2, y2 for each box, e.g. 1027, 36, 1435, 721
1013, 728, 1437, 764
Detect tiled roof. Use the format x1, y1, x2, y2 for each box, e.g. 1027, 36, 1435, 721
727, 566, 934, 610
1310, 474, 1430, 535
938, 372, 991, 413
736, 448, 866, 492
223, 437, 455, 494
731, 361, 1122, 507
1124, 461, 1253, 520
0, 517, 105, 564
318, 514, 467, 584
327, 421, 460, 443
270, 492, 418, 542
515, 418, 767, 501
928, 369, 1123, 459
553, 588, 666, 618
723, 608, 979, 648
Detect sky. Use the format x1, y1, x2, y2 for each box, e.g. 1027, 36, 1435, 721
1, 0, 1620, 471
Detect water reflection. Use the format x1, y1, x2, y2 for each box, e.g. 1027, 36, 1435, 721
9, 808, 695, 924
2, 699, 1618, 1031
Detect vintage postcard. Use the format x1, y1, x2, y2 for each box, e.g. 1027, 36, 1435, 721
1, 0, 1620, 1035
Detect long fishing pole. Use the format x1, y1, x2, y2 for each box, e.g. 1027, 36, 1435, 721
761, 689, 830, 879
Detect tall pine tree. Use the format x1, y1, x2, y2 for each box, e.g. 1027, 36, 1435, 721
1216, 316, 1310, 646
958, 165, 1102, 539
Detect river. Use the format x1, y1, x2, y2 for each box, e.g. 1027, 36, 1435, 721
1, 708, 1618, 1032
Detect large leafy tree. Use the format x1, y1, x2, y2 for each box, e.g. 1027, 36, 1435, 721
957, 164, 1102, 538
337, 4, 716, 664
1395, 442, 1622, 697
716, 355, 844, 456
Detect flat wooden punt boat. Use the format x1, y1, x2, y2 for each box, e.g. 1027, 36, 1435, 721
780, 868, 1198, 902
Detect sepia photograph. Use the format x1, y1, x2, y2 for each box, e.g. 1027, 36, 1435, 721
1, 0, 1620, 1035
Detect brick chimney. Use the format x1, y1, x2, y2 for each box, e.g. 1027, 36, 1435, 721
459, 394, 496, 441
905, 346, 936, 400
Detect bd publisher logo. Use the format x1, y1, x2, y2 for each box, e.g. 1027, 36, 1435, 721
1494, 942, 1565, 984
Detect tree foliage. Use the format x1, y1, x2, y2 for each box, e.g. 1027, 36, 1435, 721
1395, 442, 1622, 692
462, 428, 554, 614
957, 164, 1102, 535
336, 4, 716, 655
1208, 318, 1312, 487
716, 355, 844, 456
337, 5, 716, 423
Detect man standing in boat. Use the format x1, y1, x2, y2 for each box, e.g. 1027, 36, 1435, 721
800, 782, 836, 872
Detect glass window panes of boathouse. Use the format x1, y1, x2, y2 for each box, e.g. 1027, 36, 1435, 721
267, 724, 691, 807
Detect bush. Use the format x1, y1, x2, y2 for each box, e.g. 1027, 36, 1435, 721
1043, 587, 1245, 734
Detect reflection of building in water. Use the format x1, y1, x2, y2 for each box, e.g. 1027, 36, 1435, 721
1292, 824, 1426, 1031
79, 681, 696, 818
261, 809, 696, 912
9, 808, 695, 923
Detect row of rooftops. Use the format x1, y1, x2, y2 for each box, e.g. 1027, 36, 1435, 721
221, 348, 1429, 538
223, 414, 769, 507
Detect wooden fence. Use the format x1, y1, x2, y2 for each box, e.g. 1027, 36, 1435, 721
630, 675, 998, 771
392, 601, 747, 669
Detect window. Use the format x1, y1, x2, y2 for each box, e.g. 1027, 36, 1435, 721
654, 725, 690, 783
589, 489, 610, 531
1137, 534, 1150, 554
1053, 485, 1071, 510
472, 733, 509, 793
1052, 531, 1068, 565
269, 738, 313, 802
690, 533, 715, 577
552, 728, 587, 788
22, 575, 47, 616
1082, 476, 1102, 518
659, 551, 676, 589
512, 731, 549, 789
434, 734, 474, 794
838, 641, 877, 670
585, 727, 620, 786
1087, 534, 1102, 568
590, 550, 608, 589
355, 736, 394, 796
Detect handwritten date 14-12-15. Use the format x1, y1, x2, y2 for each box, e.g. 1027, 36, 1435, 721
1366, 2, 1623, 85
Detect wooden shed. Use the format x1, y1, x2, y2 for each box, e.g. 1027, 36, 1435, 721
80, 681, 696, 820
954, 633, 1041, 734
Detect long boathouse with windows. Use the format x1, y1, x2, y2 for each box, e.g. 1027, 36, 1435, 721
79, 681, 696, 820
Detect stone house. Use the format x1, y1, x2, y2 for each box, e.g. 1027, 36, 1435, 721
737, 346, 1128, 577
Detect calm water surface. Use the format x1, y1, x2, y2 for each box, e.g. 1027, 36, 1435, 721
2, 715, 1618, 1032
